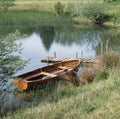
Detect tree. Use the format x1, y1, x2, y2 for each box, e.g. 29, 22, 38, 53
0, 30, 27, 90
0, 0, 15, 11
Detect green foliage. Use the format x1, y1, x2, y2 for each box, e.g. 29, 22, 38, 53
0, 0, 15, 11
80, 103, 96, 113
82, 3, 109, 24
95, 69, 109, 81
0, 30, 26, 89
104, 0, 119, 3
54, 2, 65, 15
0, 11, 71, 26
66, 3, 75, 16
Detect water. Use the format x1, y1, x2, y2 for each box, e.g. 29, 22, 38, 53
17, 32, 97, 75
16, 24, 120, 75
0, 23, 120, 116
16, 24, 102, 75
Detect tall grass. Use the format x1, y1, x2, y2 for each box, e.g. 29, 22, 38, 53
2, 52, 120, 118
100, 50, 119, 68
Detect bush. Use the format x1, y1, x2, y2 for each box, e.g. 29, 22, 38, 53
0, 30, 27, 90
54, 2, 65, 15
82, 3, 109, 24
66, 3, 75, 16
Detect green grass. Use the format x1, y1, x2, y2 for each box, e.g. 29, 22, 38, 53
0, 0, 119, 25
12, 0, 99, 12
2, 66, 120, 119
0, 11, 71, 25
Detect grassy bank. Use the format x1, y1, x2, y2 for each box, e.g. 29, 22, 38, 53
2, 51, 119, 118
14, 0, 120, 25
2, 65, 120, 119
0, 0, 119, 26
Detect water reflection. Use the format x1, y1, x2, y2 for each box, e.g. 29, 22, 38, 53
16, 24, 120, 75
17, 32, 98, 74
39, 26, 55, 51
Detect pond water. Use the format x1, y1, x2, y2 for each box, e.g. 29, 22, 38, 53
0, 23, 120, 116
17, 31, 97, 75
15, 24, 120, 75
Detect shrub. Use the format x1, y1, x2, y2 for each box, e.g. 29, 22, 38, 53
82, 3, 109, 24
0, 30, 27, 90
54, 2, 65, 15
66, 3, 75, 16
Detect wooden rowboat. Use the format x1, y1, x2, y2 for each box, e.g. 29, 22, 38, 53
13, 60, 80, 90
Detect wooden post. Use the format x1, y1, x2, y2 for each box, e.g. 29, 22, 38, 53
76, 52, 78, 59
54, 51, 56, 58
101, 42, 103, 56
106, 40, 108, 53
47, 56, 49, 65
81, 50, 83, 60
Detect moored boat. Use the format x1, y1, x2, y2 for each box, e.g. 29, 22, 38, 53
13, 60, 80, 90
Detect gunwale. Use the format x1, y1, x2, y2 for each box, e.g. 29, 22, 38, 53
13, 60, 80, 90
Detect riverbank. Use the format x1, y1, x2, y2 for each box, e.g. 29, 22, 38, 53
0, 0, 119, 26
71, 1, 120, 27
2, 65, 120, 119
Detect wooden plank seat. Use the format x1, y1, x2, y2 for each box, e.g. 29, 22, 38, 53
58, 66, 68, 70
24, 72, 56, 80
52, 69, 64, 75
40, 72, 56, 77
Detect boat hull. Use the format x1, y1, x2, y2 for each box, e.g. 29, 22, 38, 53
13, 60, 79, 90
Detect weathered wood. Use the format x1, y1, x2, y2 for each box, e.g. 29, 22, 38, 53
40, 72, 56, 77
106, 40, 108, 53
41, 57, 99, 64
101, 42, 103, 56
58, 66, 68, 70
13, 60, 79, 90
41, 57, 76, 63
81, 50, 83, 59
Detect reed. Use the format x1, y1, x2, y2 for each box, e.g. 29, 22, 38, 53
100, 50, 119, 68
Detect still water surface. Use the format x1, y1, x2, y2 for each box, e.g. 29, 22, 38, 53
16, 24, 120, 75
17, 31, 97, 75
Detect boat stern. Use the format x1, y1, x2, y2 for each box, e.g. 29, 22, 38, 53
13, 78, 28, 90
